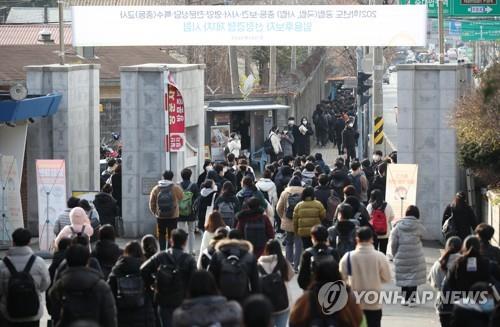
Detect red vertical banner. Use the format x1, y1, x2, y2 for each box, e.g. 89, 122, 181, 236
165, 74, 185, 152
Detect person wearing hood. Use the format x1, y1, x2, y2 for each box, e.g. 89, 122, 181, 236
256, 169, 278, 209
173, 270, 242, 327
389, 205, 427, 306
196, 179, 218, 231
237, 176, 267, 211
257, 239, 294, 327
295, 117, 314, 156
293, 187, 326, 249
78, 199, 101, 242
227, 132, 242, 158
287, 117, 300, 157
91, 224, 123, 280
54, 196, 81, 235
197, 159, 213, 188
149, 170, 184, 251
107, 241, 155, 327
428, 236, 462, 327
54, 207, 94, 247
301, 162, 317, 187
276, 177, 305, 272
93, 184, 118, 228
328, 203, 358, 258
209, 231, 260, 303
236, 198, 275, 258
450, 282, 497, 327
268, 126, 283, 163
49, 244, 117, 327
280, 127, 295, 158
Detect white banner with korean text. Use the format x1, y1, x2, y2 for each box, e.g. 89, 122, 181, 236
72, 5, 427, 47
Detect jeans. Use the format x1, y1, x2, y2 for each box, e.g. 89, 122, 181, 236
178, 221, 196, 254
374, 238, 388, 254
157, 218, 178, 251
272, 310, 289, 327
285, 232, 302, 271
363, 309, 382, 327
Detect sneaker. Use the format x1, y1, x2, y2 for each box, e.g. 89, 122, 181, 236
401, 299, 408, 306
407, 300, 417, 307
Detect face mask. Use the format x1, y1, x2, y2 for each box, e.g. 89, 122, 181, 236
373, 155, 381, 161
206, 165, 213, 171
288, 120, 295, 126
302, 120, 308, 125
283, 129, 288, 134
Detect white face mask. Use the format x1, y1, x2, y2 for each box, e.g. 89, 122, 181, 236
373, 155, 381, 161
302, 120, 308, 125
206, 165, 213, 171
288, 120, 295, 126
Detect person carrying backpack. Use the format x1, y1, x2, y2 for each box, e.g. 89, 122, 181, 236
257, 240, 294, 327
141, 229, 196, 327
108, 241, 155, 327
214, 181, 240, 228
276, 176, 304, 272
298, 225, 340, 290
91, 225, 123, 280
441, 192, 477, 242
149, 170, 184, 251
49, 244, 117, 327
328, 203, 358, 258
347, 161, 368, 203
236, 198, 275, 258
236, 176, 267, 211
367, 189, 395, 255
54, 207, 94, 249
0, 228, 50, 326
209, 230, 260, 303
292, 187, 326, 249
178, 168, 199, 256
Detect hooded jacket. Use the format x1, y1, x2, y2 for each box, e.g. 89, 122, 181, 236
389, 216, 427, 287
49, 266, 117, 327
293, 199, 326, 237
227, 137, 241, 157
93, 192, 118, 226
107, 256, 155, 327
236, 208, 275, 258
54, 207, 94, 246
0, 246, 50, 322
173, 295, 242, 327
149, 180, 184, 219
276, 185, 305, 232
256, 178, 278, 207
209, 239, 260, 302
301, 170, 317, 187
257, 254, 294, 313
236, 187, 267, 211
196, 187, 218, 226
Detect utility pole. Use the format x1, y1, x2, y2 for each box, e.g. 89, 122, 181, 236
269, 46, 277, 92
438, 0, 445, 64
356, 47, 364, 159
291, 46, 297, 71
371, 0, 384, 153
228, 46, 239, 94
58, 0, 65, 65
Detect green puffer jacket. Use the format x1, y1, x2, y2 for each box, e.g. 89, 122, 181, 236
292, 198, 326, 237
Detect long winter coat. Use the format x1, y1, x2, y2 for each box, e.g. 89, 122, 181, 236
108, 256, 155, 327
389, 216, 427, 287
293, 198, 326, 237
295, 123, 314, 156
280, 132, 294, 157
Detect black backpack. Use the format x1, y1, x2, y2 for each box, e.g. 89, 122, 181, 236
335, 228, 356, 258
306, 247, 338, 272
3, 255, 40, 319
286, 193, 302, 218
218, 200, 236, 228
116, 274, 145, 309
59, 280, 101, 326
154, 251, 187, 307
219, 253, 249, 300
70, 225, 86, 238
156, 184, 175, 217
244, 218, 267, 250
258, 265, 289, 312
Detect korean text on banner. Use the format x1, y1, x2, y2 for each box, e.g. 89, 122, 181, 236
0, 155, 23, 241
72, 5, 427, 47
165, 76, 186, 152
36, 160, 66, 252
386, 164, 418, 221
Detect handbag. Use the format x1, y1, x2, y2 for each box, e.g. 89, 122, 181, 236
204, 193, 216, 222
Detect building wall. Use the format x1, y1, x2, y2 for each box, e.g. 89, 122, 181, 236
397, 64, 473, 240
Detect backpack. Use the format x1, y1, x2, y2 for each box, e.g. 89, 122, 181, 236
370, 203, 388, 235
154, 251, 188, 307
335, 228, 356, 258
116, 274, 145, 309
306, 247, 338, 272
156, 184, 175, 217
219, 253, 249, 300
70, 225, 86, 238
442, 209, 458, 240
59, 280, 101, 325
3, 255, 40, 318
244, 218, 267, 249
179, 183, 195, 217
263, 137, 273, 155
258, 265, 289, 312
218, 200, 236, 228
286, 193, 302, 218
348, 173, 362, 195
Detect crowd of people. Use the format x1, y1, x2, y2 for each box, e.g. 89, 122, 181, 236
1, 142, 500, 327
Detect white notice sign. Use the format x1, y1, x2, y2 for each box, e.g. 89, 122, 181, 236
386, 164, 418, 221
72, 5, 428, 47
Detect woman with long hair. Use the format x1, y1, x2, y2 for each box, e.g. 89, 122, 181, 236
289, 259, 365, 327
214, 181, 241, 228
141, 234, 158, 260
258, 239, 294, 327
198, 212, 227, 266
428, 236, 462, 327
441, 191, 477, 241
366, 189, 395, 254
292, 186, 326, 249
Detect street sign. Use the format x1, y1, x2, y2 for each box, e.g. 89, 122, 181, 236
461, 20, 500, 40
406, 0, 499, 17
